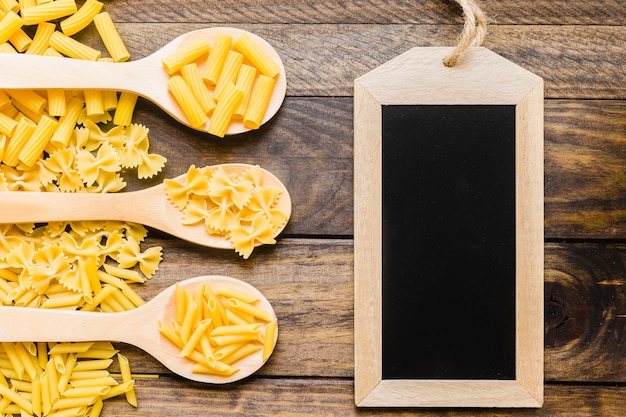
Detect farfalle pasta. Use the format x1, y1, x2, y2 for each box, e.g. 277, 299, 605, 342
164, 164, 288, 259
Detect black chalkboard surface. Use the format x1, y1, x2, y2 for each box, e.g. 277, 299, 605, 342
354, 47, 544, 408
381, 105, 516, 380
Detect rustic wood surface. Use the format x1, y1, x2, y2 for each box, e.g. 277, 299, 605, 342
25, 0, 626, 415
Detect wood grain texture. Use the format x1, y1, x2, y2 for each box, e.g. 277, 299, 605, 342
106, 0, 626, 25
69, 23, 625, 99
93, 378, 626, 417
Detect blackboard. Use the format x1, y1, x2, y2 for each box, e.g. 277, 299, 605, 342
354, 47, 544, 408
381, 105, 517, 380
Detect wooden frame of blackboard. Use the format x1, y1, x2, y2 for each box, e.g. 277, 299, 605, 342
354, 47, 544, 408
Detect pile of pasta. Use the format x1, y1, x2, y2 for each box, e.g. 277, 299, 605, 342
158, 281, 276, 377
0, 341, 138, 416
0, 1, 167, 415
164, 164, 289, 259
163, 31, 281, 137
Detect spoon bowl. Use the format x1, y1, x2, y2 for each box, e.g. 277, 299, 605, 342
0, 275, 278, 383
0, 27, 287, 134
0, 163, 292, 250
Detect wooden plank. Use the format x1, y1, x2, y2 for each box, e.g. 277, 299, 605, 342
545, 100, 626, 239
95, 377, 626, 417
107, 0, 626, 25
70, 23, 625, 99
545, 243, 626, 382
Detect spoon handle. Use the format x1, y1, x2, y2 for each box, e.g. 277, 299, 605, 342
0, 54, 144, 92
0, 190, 151, 224
0, 306, 130, 342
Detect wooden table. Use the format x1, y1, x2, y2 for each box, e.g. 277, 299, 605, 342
67, 0, 625, 415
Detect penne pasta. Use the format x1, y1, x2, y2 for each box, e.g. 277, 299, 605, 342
0, 40, 16, 52
243, 74, 276, 130
48, 342, 94, 355
179, 318, 212, 358
207, 82, 243, 138
233, 33, 281, 78
225, 297, 273, 322
93, 11, 129, 62
60, 0, 103, 36
216, 285, 260, 304
263, 320, 277, 361
161, 35, 211, 75
202, 32, 232, 85
117, 353, 137, 407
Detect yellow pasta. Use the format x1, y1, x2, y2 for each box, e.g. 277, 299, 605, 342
2, 117, 35, 166
202, 32, 232, 85
263, 320, 277, 361
60, 0, 103, 36
25, 21, 54, 54
93, 11, 129, 62
8, 27, 31, 52
161, 35, 211, 75
8, 88, 46, 115
116, 353, 137, 407
213, 50, 243, 102
167, 74, 208, 129
243, 74, 276, 130
49, 96, 83, 147
216, 286, 260, 304
101, 90, 117, 111
159, 281, 276, 378
225, 297, 273, 322
47, 89, 67, 116
180, 63, 215, 114
0, 111, 16, 136
233, 33, 281, 78
20, 0, 77, 26
233, 64, 257, 119
0, 0, 18, 13
0, 40, 15, 52
18, 114, 58, 167
84, 89, 104, 116
0, 10, 23, 45
49, 30, 101, 60
112, 91, 137, 126
207, 82, 243, 138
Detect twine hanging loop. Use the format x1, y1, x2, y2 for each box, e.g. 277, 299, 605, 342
442, 0, 487, 67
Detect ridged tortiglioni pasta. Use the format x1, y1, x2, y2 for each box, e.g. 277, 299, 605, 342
158, 281, 277, 377
0, 2, 166, 415
162, 31, 281, 137
164, 164, 289, 259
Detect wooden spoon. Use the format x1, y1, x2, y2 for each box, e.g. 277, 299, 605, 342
0, 163, 291, 249
0, 27, 286, 135
0, 275, 278, 384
